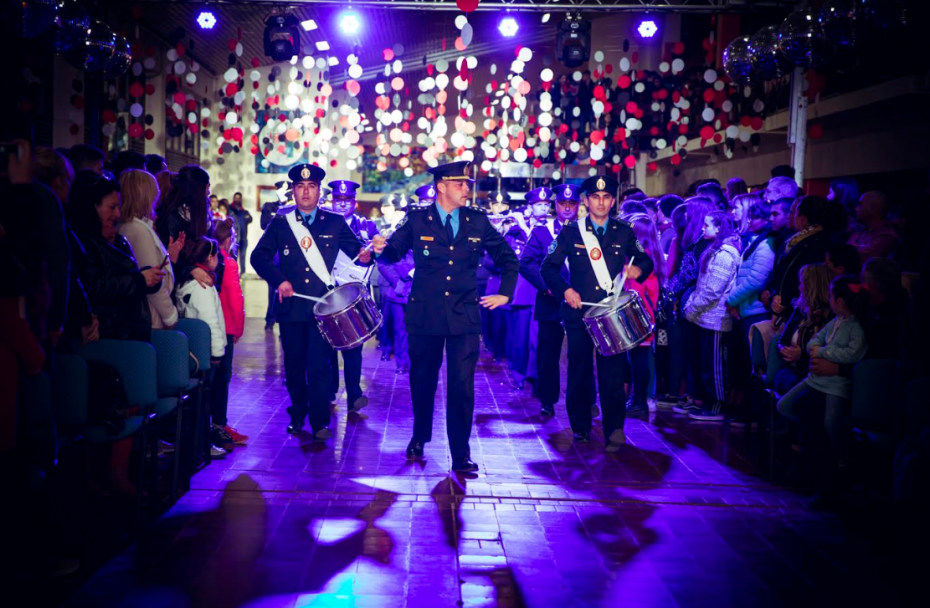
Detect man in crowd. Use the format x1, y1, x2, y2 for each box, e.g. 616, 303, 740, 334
848, 191, 900, 264
228, 192, 253, 274
67, 144, 105, 175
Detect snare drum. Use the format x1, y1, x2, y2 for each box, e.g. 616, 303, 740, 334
313, 282, 383, 350
582, 291, 654, 356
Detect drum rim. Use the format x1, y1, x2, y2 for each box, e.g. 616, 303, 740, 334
581, 291, 636, 319
312, 281, 367, 317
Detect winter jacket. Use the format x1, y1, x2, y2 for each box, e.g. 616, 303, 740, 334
804, 315, 867, 398
727, 233, 775, 318
119, 217, 178, 329
218, 249, 245, 340
176, 278, 227, 358
667, 239, 710, 310
765, 229, 831, 318
684, 243, 740, 332
76, 233, 153, 342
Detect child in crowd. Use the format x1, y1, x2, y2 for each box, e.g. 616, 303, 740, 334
682, 211, 741, 421
175, 236, 233, 457
625, 214, 665, 416
212, 219, 248, 446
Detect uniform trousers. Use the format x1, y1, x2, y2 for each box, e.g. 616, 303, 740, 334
505, 306, 533, 382
383, 301, 409, 368
279, 320, 333, 431
330, 346, 363, 405
566, 324, 627, 442
536, 320, 596, 410
409, 333, 480, 460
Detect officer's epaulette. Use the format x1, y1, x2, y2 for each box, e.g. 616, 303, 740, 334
406, 205, 428, 212
612, 217, 632, 228
564, 220, 578, 227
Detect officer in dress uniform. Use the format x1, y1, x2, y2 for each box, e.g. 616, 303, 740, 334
327, 180, 379, 411
502, 200, 537, 390
414, 183, 437, 208
481, 190, 511, 362
371, 161, 518, 472
541, 175, 653, 451
251, 165, 371, 439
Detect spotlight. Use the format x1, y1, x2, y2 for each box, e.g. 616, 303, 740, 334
196, 10, 217, 30
498, 16, 519, 38
340, 12, 361, 35
264, 13, 301, 63
637, 19, 658, 39
301, 19, 318, 32
556, 13, 591, 68
542, 13, 551, 24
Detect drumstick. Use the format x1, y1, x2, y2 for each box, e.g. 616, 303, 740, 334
581, 301, 612, 308
290, 293, 327, 304
613, 259, 636, 295
348, 242, 374, 264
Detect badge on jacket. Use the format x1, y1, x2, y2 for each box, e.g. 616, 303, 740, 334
548, 240, 557, 254
301, 236, 313, 250
284, 247, 290, 256
590, 248, 602, 261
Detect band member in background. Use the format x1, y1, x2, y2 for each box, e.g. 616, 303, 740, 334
520, 184, 591, 417
251, 165, 371, 440
481, 190, 511, 362
328, 180, 379, 412
371, 161, 519, 472
541, 175, 654, 452
414, 183, 437, 209
502, 200, 537, 390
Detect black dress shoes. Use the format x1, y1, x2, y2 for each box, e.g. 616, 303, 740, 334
451, 458, 479, 472
572, 431, 591, 443
286, 422, 304, 435
540, 405, 555, 417
380, 352, 392, 361
406, 439, 424, 458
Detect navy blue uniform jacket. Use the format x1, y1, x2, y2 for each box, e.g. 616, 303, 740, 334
377, 204, 519, 336
541, 217, 654, 328
250, 208, 367, 323
520, 221, 568, 322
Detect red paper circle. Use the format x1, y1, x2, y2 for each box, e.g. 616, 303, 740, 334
129, 124, 144, 138
456, 0, 479, 12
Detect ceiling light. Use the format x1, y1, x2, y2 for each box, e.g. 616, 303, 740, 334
542, 13, 551, 24
315, 40, 330, 51
301, 19, 318, 32
196, 10, 217, 30
637, 19, 658, 39
498, 16, 519, 38
339, 12, 361, 35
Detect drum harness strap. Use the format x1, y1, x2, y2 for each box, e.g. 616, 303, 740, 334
578, 221, 616, 296
286, 211, 336, 290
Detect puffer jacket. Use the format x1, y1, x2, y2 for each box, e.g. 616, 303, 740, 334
727, 233, 775, 318
176, 278, 227, 358
684, 243, 740, 332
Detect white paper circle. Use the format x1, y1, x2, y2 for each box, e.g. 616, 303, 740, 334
619, 57, 631, 72
704, 69, 718, 84
672, 58, 685, 73
702, 107, 715, 122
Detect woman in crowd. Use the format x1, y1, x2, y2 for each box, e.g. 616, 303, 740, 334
725, 196, 775, 420
213, 219, 248, 447
659, 197, 716, 410
726, 177, 748, 203
118, 169, 177, 329
68, 171, 164, 342
175, 236, 233, 457
625, 214, 665, 416
682, 210, 741, 421
827, 177, 860, 230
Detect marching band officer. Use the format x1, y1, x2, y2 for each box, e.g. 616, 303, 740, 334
481, 190, 511, 362
328, 180, 379, 411
414, 183, 437, 208
520, 184, 591, 416
540, 175, 653, 451
501, 200, 537, 390
251, 165, 372, 439
371, 161, 518, 472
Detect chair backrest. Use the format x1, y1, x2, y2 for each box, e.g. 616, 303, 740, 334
851, 359, 899, 433
764, 330, 785, 389
76, 339, 158, 408
175, 318, 211, 375
53, 354, 89, 426
150, 329, 191, 393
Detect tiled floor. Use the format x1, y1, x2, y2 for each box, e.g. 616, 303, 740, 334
64, 280, 908, 608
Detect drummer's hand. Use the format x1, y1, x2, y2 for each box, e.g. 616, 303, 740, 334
358, 247, 372, 264
626, 265, 643, 281
371, 235, 387, 254
277, 281, 294, 302
564, 288, 582, 309
480, 295, 509, 310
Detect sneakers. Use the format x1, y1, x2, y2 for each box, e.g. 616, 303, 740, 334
605, 428, 626, 452
728, 414, 756, 429
689, 402, 725, 421
223, 425, 249, 445
210, 445, 229, 458
657, 393, 683, 406
626, 399, 648, 417
211, 424, 235, 451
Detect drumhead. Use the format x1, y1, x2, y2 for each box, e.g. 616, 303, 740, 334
582, 293, 631, 319
313, 282, 364, 316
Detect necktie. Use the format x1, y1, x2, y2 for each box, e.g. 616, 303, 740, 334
444, 214, 455, 243
597, 226, 605, 238
303, 213, 313, 231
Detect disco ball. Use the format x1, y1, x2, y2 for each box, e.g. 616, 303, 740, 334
821, 0, 858, 49
722, 35, 753, 85
778, 8, 836, 69
748, 25, 789, 80
65, 19, 117, 72
52, 0, 90, 54
102, 35, 132, 79
6, 0, 59, 39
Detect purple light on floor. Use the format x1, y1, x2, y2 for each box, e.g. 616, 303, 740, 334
197, 10, 217, 30
637, 19, 658, 38
499, 16, 519, 38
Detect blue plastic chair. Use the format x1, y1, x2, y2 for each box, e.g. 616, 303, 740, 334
55, 350, 151, 528
150, 329, 194, 502
850, 359, 900, 449
174, 318, 213, 469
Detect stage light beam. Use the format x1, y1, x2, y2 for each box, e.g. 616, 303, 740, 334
499, 16, 519, 38
340, 12, 361, 35
197, 10, 217, 30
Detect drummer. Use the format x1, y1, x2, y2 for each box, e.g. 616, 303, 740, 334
370, 161, 519, 473
251, 164, 372, 440
540, 175, 653, 452
328, 179, 380, 411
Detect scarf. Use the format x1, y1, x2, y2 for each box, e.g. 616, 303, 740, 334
784, 224, 822, 254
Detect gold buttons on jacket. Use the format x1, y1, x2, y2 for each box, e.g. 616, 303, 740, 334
446, 276, 451, 281
305, 279, 310, 283
449, 260, 453, 265
449, 246, 454, 251
445, 291, 450, 296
